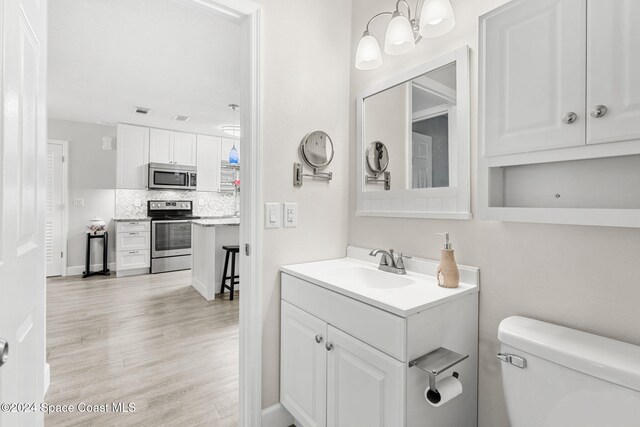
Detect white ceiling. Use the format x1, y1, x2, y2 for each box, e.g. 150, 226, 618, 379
48, 0, 242, 137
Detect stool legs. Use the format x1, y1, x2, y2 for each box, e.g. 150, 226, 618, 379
220, 250, 231, 295
229, 252, 236, 301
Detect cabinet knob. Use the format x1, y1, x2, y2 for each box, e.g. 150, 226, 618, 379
591, 105, 608, 118
315, 335, 323, 344
562, 112, 577, 124
325, 342, 333, 351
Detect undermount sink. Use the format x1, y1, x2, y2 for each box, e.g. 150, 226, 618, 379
324, 266, 414, 289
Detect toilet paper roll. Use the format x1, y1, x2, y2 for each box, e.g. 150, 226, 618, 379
424, 376, 463, 407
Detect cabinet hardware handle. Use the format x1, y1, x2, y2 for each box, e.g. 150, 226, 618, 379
562, 112, 577, 124
129, 251, 138, 254
325, 342, 333, 351
315, 335, 323, 344
591, 105, 608, 118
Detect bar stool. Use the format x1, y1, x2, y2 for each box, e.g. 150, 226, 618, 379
220, 245, 240, 300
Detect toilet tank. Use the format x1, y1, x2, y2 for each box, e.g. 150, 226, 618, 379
497, 316, 640, 427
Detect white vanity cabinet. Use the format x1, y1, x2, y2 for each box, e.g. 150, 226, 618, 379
149, 128, 197, 166
116, 124, 150, 189
280, 257, 479, 427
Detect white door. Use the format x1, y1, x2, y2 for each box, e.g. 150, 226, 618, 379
280, 301, 327, 427
587, 0, 640, 145
149, 128, 174, 164
411, 132, 432, 189
196, 134, 221, 192
173, 132, 197, 166
46, 142, 65, 277
116, 124, 150, 189
481, 0, 587, 156
0, 0, 47, 423
326, 326, 405, 427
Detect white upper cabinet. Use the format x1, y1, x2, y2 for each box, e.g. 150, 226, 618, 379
196, 135, 221, 192
587, 0, 640, 145
149, 128, 197, 166
149, 128, 174, 164
481, 0, 587, 156
117, 124, 150, 189
173, 132, 197, 166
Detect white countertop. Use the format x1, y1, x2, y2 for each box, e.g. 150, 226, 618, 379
281, 246, 479, 317
192, 218, 240, 227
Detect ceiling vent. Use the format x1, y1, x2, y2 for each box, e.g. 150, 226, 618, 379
133, 106, 151, 115
173, 115, 191, 122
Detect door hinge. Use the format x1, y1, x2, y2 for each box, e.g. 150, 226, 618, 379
61, 156, 65, 163
244, 243, 250, 256
60, 251, 64, 258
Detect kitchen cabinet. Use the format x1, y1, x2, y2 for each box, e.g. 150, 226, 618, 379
481, 0, 586, 156
196, 134, 222, 192
149, 129, 197, 166
117, 124, 150, 189
115, 220, 150, 277
587, 0, 640, 145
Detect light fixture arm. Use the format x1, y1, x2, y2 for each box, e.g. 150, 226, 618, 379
364, 11, 393, 33
395, 0, 412, 21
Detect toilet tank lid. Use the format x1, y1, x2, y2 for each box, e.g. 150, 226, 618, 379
498, 316, 640, 392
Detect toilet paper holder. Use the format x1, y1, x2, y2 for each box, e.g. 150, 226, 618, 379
409, 347, 468, 392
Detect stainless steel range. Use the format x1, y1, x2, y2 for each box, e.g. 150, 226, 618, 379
149, 200, 200, 274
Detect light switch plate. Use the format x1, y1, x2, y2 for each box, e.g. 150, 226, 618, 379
73, 199, 85, 207
265, 203, 281, 229
134, 199, 142, 207
284, 203, 298, 228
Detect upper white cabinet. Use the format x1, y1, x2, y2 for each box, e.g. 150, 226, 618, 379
149, 128, 197, 166
173, 132, 197, 166
479, 0, 640, 227
196, 135, 222, 192
149, 128, 174, 164
481, 0, 587, 156
117, 124, 149, 189
587, 0, 640, 145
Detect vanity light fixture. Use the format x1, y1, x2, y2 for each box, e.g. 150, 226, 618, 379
355, 0, 456, 70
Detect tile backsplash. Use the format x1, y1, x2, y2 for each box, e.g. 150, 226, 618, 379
115, 189, 237, 218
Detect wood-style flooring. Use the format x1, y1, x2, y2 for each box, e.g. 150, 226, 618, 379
45, 271, 239, 426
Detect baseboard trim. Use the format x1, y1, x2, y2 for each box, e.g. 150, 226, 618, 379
262, 403, 294, 427
65, 262, 117, 277
44, 363, 50, 396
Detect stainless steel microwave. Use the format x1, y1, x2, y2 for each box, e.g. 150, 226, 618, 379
148, 163, 197, 190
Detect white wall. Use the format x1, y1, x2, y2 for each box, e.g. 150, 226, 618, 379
349, 1, 640, 426
48, 119, 117, 271
257, 0, 352, 408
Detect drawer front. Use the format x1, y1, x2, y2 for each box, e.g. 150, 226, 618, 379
281, 273, 407, 362
116, 221, 150, 233
116, 232, 150, 252
116, 249, 150, 270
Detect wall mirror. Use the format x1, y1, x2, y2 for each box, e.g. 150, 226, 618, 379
356, 46, 471, 219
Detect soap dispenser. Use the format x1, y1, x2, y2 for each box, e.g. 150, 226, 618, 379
436, 232, 459, 288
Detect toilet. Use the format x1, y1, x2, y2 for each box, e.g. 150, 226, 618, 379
497, 316, 640, 427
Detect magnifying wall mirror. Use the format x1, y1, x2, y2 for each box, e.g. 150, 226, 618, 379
356, 46, 471, 219
300, 131, 334, 169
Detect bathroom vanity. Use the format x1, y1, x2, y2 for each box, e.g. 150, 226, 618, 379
280, 247, 479, 427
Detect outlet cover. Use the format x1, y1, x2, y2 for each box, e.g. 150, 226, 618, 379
284, 203, 298, 228
73, 199, 85, 207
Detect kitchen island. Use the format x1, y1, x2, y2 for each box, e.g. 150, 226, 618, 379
191, 218, 240, 300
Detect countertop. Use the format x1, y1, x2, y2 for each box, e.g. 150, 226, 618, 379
281, 246, 479, 317
114, 217, 150, 222
192, 218, 240, 227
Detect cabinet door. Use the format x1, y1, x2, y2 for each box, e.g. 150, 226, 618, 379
116, 250, 150, 270
221, 138, 239, 164
481, 0, 586, 156
116, 124, 150, 189
149, 128, 174, 164
587, 0, 640, 145
326, 326, 404, 427
281, 301, 327, 427
174, 132, 197, 166
196, 135, 221, 192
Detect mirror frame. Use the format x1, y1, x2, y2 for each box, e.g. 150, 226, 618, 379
356, 45, 471, 219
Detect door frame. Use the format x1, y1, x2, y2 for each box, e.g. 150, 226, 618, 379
47, 139, 69, 277
186, 1, 264, 425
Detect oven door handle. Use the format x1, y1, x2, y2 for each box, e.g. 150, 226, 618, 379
152, 220, 192, 224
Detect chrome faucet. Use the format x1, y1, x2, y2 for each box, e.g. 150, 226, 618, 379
369, 248, 412, 275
